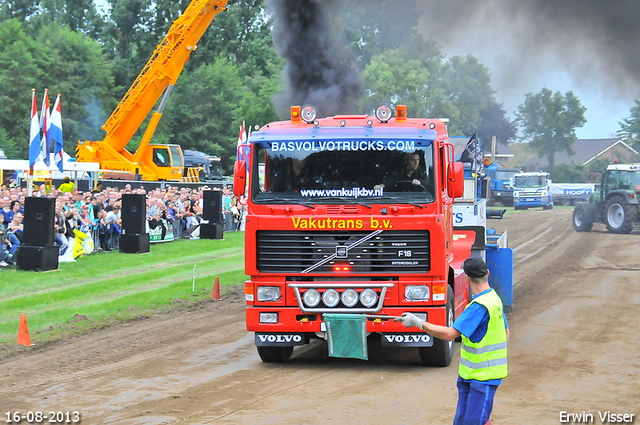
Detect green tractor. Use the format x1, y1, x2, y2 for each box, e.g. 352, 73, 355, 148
573, 164, 640, 234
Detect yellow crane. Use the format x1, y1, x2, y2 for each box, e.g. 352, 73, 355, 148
76, 0, 228, 181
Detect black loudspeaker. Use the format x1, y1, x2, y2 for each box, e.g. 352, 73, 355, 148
16, 245, 59, 271
22, 197, 55, 246
119, 233, 150, 254
122, 194, 147, 234
200, 223, 224, 239
202, 190, 222, 223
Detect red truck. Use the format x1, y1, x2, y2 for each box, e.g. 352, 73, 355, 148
234, 104, 480, 366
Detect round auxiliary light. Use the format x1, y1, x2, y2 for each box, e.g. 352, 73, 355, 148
367, 120, 373, 126
341, 289, 359, 308
340, 120, 346, 127
322, 289, 340, 308
360, 288, 378, 308
301, 105, 317, 123
303, 289, 321, 307
375, 104, 393, 123
429, 122, 436, 129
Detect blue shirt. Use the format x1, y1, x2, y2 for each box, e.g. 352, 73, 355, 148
452, 288, 508, 385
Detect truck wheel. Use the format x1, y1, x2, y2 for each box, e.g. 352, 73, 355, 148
605, 196, 637, 234
257, 346, 294, 363
543, 200, 554, 210
419, 286, 454, 367
572, 204, 593, 232
487, 199, 495, 206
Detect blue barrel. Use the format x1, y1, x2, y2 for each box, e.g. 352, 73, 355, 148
486, 247, 513, 313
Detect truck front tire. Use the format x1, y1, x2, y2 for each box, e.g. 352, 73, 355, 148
605, 196, 637, 234
257, 346, 294, 363
419, 286, 455, 367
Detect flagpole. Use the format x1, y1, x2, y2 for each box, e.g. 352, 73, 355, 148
27, 89, 35, 196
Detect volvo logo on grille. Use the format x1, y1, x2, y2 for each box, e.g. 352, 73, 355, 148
335, 246, 348, 258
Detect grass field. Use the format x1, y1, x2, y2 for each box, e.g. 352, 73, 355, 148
0, 232, 247, 347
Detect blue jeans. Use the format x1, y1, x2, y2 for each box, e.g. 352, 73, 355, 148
7, 232, 20, 255
453, 376, 498, 425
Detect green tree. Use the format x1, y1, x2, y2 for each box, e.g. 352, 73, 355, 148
339, 1, 423, 69
0, 19, 43, 159
0, 0, 38, 21
359, 44, 495, 137
618, 99, 640, 151
0, 20, 115, 159
516, 87, 586, 171
477, 101, 517, 149
434, 55, 495, 136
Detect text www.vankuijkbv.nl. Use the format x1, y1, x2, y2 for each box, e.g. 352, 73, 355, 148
299, 187, 383, 199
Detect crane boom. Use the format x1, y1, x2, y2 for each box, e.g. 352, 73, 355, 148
76, 0, 228, 181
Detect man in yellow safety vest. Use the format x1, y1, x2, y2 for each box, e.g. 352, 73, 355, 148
395, 257, 509, 425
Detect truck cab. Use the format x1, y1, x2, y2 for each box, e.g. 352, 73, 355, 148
487, 165, 519, 206
235, 105, 512, 366
512, 171, 553, 210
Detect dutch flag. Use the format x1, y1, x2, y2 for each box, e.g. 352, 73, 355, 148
50, 94, 64, 172
28, 89, 41, 172
40, 89, 51, 167
236, 121, 248, 162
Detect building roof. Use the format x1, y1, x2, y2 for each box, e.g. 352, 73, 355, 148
520, 138, 638, 169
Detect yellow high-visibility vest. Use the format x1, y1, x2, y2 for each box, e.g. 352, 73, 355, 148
459, 289, 508, 381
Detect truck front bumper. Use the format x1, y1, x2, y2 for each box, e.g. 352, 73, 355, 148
246, 306, 446, 333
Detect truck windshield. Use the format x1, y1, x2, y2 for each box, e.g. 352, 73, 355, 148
252, 138, 435, 204
514, 176, 546, 188
496, 170, 519, 180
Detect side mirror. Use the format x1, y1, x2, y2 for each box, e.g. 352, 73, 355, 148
233, 160, 246, 196
447, 162, 464, 198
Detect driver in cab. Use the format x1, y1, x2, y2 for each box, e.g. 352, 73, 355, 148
374, 152, 426, 192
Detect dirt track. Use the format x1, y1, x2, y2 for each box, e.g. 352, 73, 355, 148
1, 208, 639, 424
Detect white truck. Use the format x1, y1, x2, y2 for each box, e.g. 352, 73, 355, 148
512, 172, 553, 210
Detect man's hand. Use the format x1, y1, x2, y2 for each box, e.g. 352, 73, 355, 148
411, 179, 421, 186
393, 313, 424, 329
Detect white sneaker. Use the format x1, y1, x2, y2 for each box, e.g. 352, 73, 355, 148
0, 261, 8, 267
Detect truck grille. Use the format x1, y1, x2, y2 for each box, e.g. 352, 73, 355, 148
256, 230, 430, 274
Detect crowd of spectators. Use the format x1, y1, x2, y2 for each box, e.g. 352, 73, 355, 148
0, 181, 246, 267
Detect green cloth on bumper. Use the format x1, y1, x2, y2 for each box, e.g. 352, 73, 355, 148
324, 314, 368, 360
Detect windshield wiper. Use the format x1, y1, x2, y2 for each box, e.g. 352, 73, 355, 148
379, 196, 425, 209
268, 198, 316, 209
312, 196, 372, 209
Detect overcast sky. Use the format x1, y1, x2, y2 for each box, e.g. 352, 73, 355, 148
416, 0, 640, 141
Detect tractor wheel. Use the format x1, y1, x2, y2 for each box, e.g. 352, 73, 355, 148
419, 286, 455, 367
572, 204, 593, 232
604, 196, 637, 234
257, 346, 294, 363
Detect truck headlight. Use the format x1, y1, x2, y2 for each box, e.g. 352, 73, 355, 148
322, 289, 340, 307
303, 289, 321, 307
405, 286, 430, 301
341, 289, 359, 307
257, 286, 281, 302
360, 288, 378, 308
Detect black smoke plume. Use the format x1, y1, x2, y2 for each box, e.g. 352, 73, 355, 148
266, 0, 363, 118
415, 0, 640, 102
